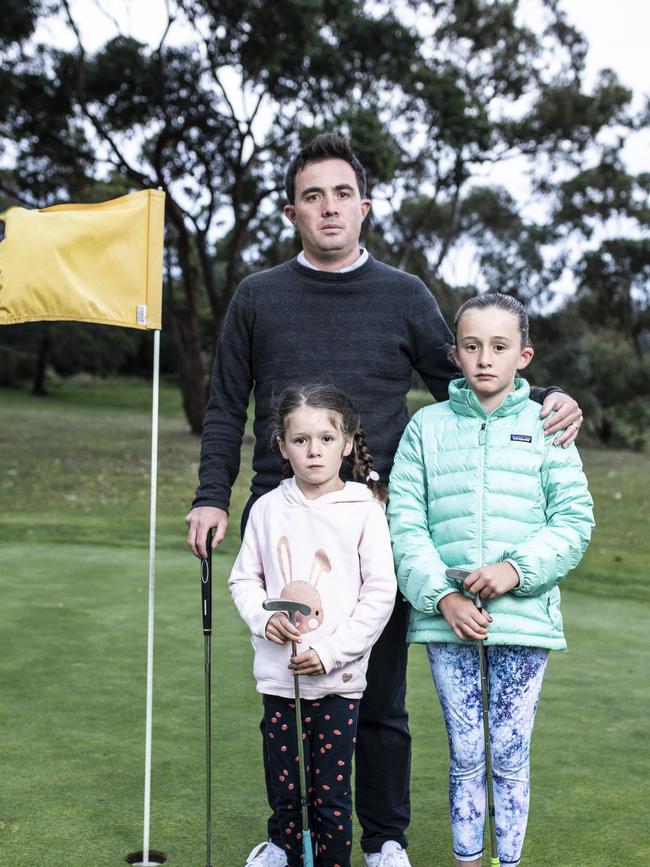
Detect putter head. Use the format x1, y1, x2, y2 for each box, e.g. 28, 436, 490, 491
263, 597, 312, 630
263, 598, 312, 616
445, 567, 483, 610
445, 568, 470, 587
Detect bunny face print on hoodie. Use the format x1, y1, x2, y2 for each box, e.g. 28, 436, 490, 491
276, 535, 327, 633
228, 477, 397, 700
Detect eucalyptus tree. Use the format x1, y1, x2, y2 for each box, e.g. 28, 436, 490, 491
0, 0, 646, 434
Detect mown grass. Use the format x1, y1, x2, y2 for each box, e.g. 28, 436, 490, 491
1, 381, 649, 867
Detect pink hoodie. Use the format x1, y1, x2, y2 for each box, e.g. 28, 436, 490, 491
228, 478, 397, 699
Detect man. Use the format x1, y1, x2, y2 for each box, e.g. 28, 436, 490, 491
186, 134, 582, 867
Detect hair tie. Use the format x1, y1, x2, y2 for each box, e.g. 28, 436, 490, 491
366, 471, 379, 482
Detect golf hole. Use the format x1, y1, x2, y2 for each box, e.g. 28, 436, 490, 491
125, 851, 167, 866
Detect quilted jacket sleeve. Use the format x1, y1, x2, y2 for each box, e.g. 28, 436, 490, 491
504, 440, 594, 596
388, 412, 458, 613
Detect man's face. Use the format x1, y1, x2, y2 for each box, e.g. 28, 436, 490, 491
284, 158, 371, 269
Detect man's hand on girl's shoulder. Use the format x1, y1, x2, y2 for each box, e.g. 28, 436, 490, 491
539, 392, 583, 447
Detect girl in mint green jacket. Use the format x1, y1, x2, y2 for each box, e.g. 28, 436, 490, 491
388, 294, 593, 867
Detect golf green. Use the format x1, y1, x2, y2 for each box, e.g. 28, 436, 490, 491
2, 383, 649, 865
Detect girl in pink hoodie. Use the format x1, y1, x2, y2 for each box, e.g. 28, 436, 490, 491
229, 384, 397, 867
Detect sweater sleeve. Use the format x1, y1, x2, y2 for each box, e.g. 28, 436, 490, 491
409, 282, 458, 403
227, 506, 273, 638
192, 280, 255, 512
308, 504, 397, 674
504, 441, 594, 596
387, 412, 458, 612
529, 384, 565, 404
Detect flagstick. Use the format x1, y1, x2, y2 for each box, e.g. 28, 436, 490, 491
141, 329, 161, 867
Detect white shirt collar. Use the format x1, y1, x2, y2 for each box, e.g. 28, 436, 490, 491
297, 248, 368, 273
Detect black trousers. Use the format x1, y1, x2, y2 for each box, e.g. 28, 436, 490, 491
242, 495, 412, 856
263, 694, 359, 867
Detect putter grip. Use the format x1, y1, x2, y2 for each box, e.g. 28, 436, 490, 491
200, 530, 213, 635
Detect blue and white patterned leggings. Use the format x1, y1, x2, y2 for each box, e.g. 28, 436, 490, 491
427, 643, 549, 866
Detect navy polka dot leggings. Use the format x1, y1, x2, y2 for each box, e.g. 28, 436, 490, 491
263, 693, 359, 867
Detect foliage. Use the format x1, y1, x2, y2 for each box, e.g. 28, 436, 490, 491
0, 0, 648, 442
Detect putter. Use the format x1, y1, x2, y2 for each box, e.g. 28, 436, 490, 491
200, 532, 214, 867
445, 568, 500, 867
262, 598, 315, 867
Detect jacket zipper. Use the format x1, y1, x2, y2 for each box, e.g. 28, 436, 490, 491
478, 421, 487, 567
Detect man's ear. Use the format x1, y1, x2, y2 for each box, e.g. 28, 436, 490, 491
283, 204, 297, 226
360, 199, 372, 222
518, 346, 534, 370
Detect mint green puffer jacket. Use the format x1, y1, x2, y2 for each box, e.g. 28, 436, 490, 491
388, 378, 594, 651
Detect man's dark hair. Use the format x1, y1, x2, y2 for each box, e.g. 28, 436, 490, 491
284, 133, 367, 204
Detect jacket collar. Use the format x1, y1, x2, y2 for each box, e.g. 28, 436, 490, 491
448, 377, 531, 419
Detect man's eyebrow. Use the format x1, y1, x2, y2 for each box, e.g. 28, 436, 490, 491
300, 183, 355, 196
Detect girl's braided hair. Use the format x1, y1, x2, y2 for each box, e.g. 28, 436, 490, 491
270, 383, 388, 503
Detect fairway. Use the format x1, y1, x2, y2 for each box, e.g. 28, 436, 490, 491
1, 383, 649, 866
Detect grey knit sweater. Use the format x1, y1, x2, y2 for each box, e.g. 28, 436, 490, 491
192, 255, 550, 511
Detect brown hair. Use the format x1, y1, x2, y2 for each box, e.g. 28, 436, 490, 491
454, 292, 531, 347
271, 383, 387, 502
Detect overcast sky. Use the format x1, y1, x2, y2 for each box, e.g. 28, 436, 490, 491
39, 0, 648, 300
51, 1, 650, 105
49, 0, 648, 171
562, 0, 649, 171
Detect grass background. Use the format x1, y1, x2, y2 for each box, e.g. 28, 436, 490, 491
1, 380, 649, 867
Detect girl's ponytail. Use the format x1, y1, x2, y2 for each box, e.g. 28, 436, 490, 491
353, 426, 388, 503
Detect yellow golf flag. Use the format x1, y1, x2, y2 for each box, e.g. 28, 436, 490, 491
0, 189, 165, 330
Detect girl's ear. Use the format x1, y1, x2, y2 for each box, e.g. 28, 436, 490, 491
343, 436, 353, 458
451, 344, 460, 366
518, 345, 534, 370
277, 435, 288, 459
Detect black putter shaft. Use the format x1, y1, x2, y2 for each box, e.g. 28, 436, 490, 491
200, 530, 213, 867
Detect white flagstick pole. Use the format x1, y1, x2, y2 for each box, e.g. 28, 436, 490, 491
141, 328, 161, 867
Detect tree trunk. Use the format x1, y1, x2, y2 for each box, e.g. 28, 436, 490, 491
31, 325, 50, 396
167, 304, 206, 434
164, 204, 208, 434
